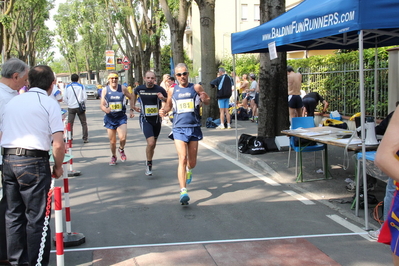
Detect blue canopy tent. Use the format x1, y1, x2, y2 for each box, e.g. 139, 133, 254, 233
231, 0, 399, 229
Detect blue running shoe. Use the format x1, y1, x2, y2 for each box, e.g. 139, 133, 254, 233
186, 168, 193, 184
180, 190, 190, 205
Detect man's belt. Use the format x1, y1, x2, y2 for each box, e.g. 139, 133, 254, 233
2, 148, 49, 158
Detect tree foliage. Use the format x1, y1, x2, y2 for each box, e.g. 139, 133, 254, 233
1, 0, 53, 66
160, 0, 190, 66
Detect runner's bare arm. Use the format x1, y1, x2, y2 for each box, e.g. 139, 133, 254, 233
194, 84, 210, 105
159, 87, 174, 117
100, 87, 111, 113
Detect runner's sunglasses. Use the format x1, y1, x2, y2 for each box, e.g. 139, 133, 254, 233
176, 72, 188, 77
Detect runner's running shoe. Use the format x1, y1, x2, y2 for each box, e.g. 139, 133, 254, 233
368, 229, 380, 240
180, 189, 190, 205
145, 162, 152, 176
109, 156, 117, 166
118, 148, 126, 162
186, 168, 193, 184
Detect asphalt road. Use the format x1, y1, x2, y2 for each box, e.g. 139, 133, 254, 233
15, 99, 393, 265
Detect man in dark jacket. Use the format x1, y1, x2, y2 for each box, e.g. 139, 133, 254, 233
211, 68, 232, 129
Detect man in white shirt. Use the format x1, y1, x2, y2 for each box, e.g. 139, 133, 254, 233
63, 74, 89, 143
1, 64, 64, 266
0, 58, 29, 265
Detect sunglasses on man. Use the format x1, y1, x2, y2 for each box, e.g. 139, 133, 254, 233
176, 72, 188, 77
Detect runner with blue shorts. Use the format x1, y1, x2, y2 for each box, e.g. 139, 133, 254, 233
159, 63, 210, 205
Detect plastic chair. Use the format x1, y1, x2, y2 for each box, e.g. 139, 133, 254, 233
287, 117, 326, 182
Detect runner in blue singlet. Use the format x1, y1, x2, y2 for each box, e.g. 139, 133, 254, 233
159, 63, 210, 205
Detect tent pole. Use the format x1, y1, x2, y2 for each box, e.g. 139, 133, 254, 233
233, 54, 238, 160
374, 43, 378, 120
359, 30, 369, 230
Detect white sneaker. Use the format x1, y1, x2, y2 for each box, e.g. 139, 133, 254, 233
227, 123, 231, 129
368, 229, 380, 240
145, 162, 152, 176
217, 124, 225, 129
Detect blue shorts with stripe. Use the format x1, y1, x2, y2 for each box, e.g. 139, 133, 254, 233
139, 116, 162, 139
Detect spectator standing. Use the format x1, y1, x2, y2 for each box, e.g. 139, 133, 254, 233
287, 66, 303, 122
302, 91, 329, 117
242, 74, 257, 121
159, 63, 210, 205
130, 71, 167, 176
239, 74, 250, 106
168, 76, 177, 89
211, 68, 232, 129
64, 74, 89, 143
160, 74, 170, 90
0, 58, 29, 265
50, 83, 63, 105
1, 65, 65, 266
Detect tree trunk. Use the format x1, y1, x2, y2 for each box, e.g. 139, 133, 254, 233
170, 28, 185, 65
258, 0, 289, 138
160, 0, 190, 66
194, 0, 218, 125
153, 35, 162, 81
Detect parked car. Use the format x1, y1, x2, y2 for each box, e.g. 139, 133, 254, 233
84, 84, 99, 99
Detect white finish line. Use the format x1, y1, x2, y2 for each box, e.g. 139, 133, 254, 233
51, 230, 369, 253
200, 142, 280, 186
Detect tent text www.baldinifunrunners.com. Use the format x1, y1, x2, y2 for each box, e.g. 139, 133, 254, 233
262, 11, 356, 41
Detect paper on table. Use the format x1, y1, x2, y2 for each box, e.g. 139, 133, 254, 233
297, 131, 332, 137
333, 138, 362, 144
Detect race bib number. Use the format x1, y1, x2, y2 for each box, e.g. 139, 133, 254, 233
176, 99, 194, 113
144, 105, 158, 116
109, 101, 122, 112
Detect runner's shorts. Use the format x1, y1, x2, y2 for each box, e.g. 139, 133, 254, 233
172, 127, 203, 143
379, 190, 399, 255
218, 98, 230, 109
139, 116, 161, 139
104, 113, 127, 130
288, 95, 303, 109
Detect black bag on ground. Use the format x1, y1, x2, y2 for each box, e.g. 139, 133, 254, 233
248, 137, 267, 155
352, 193, 379, 209
236, 107, 250, 121
238, 134, 267, 155
206, 117, 217, 128
238, 134, 253, 154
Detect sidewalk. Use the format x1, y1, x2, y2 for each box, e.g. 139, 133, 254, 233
201, 119, 385, 230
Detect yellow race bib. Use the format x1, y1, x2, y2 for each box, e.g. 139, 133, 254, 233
176, 99, 194, 114
144, 105, 158, 116
109, 101, 122, 112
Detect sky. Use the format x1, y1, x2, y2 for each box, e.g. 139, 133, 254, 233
45, 0, 64, 58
